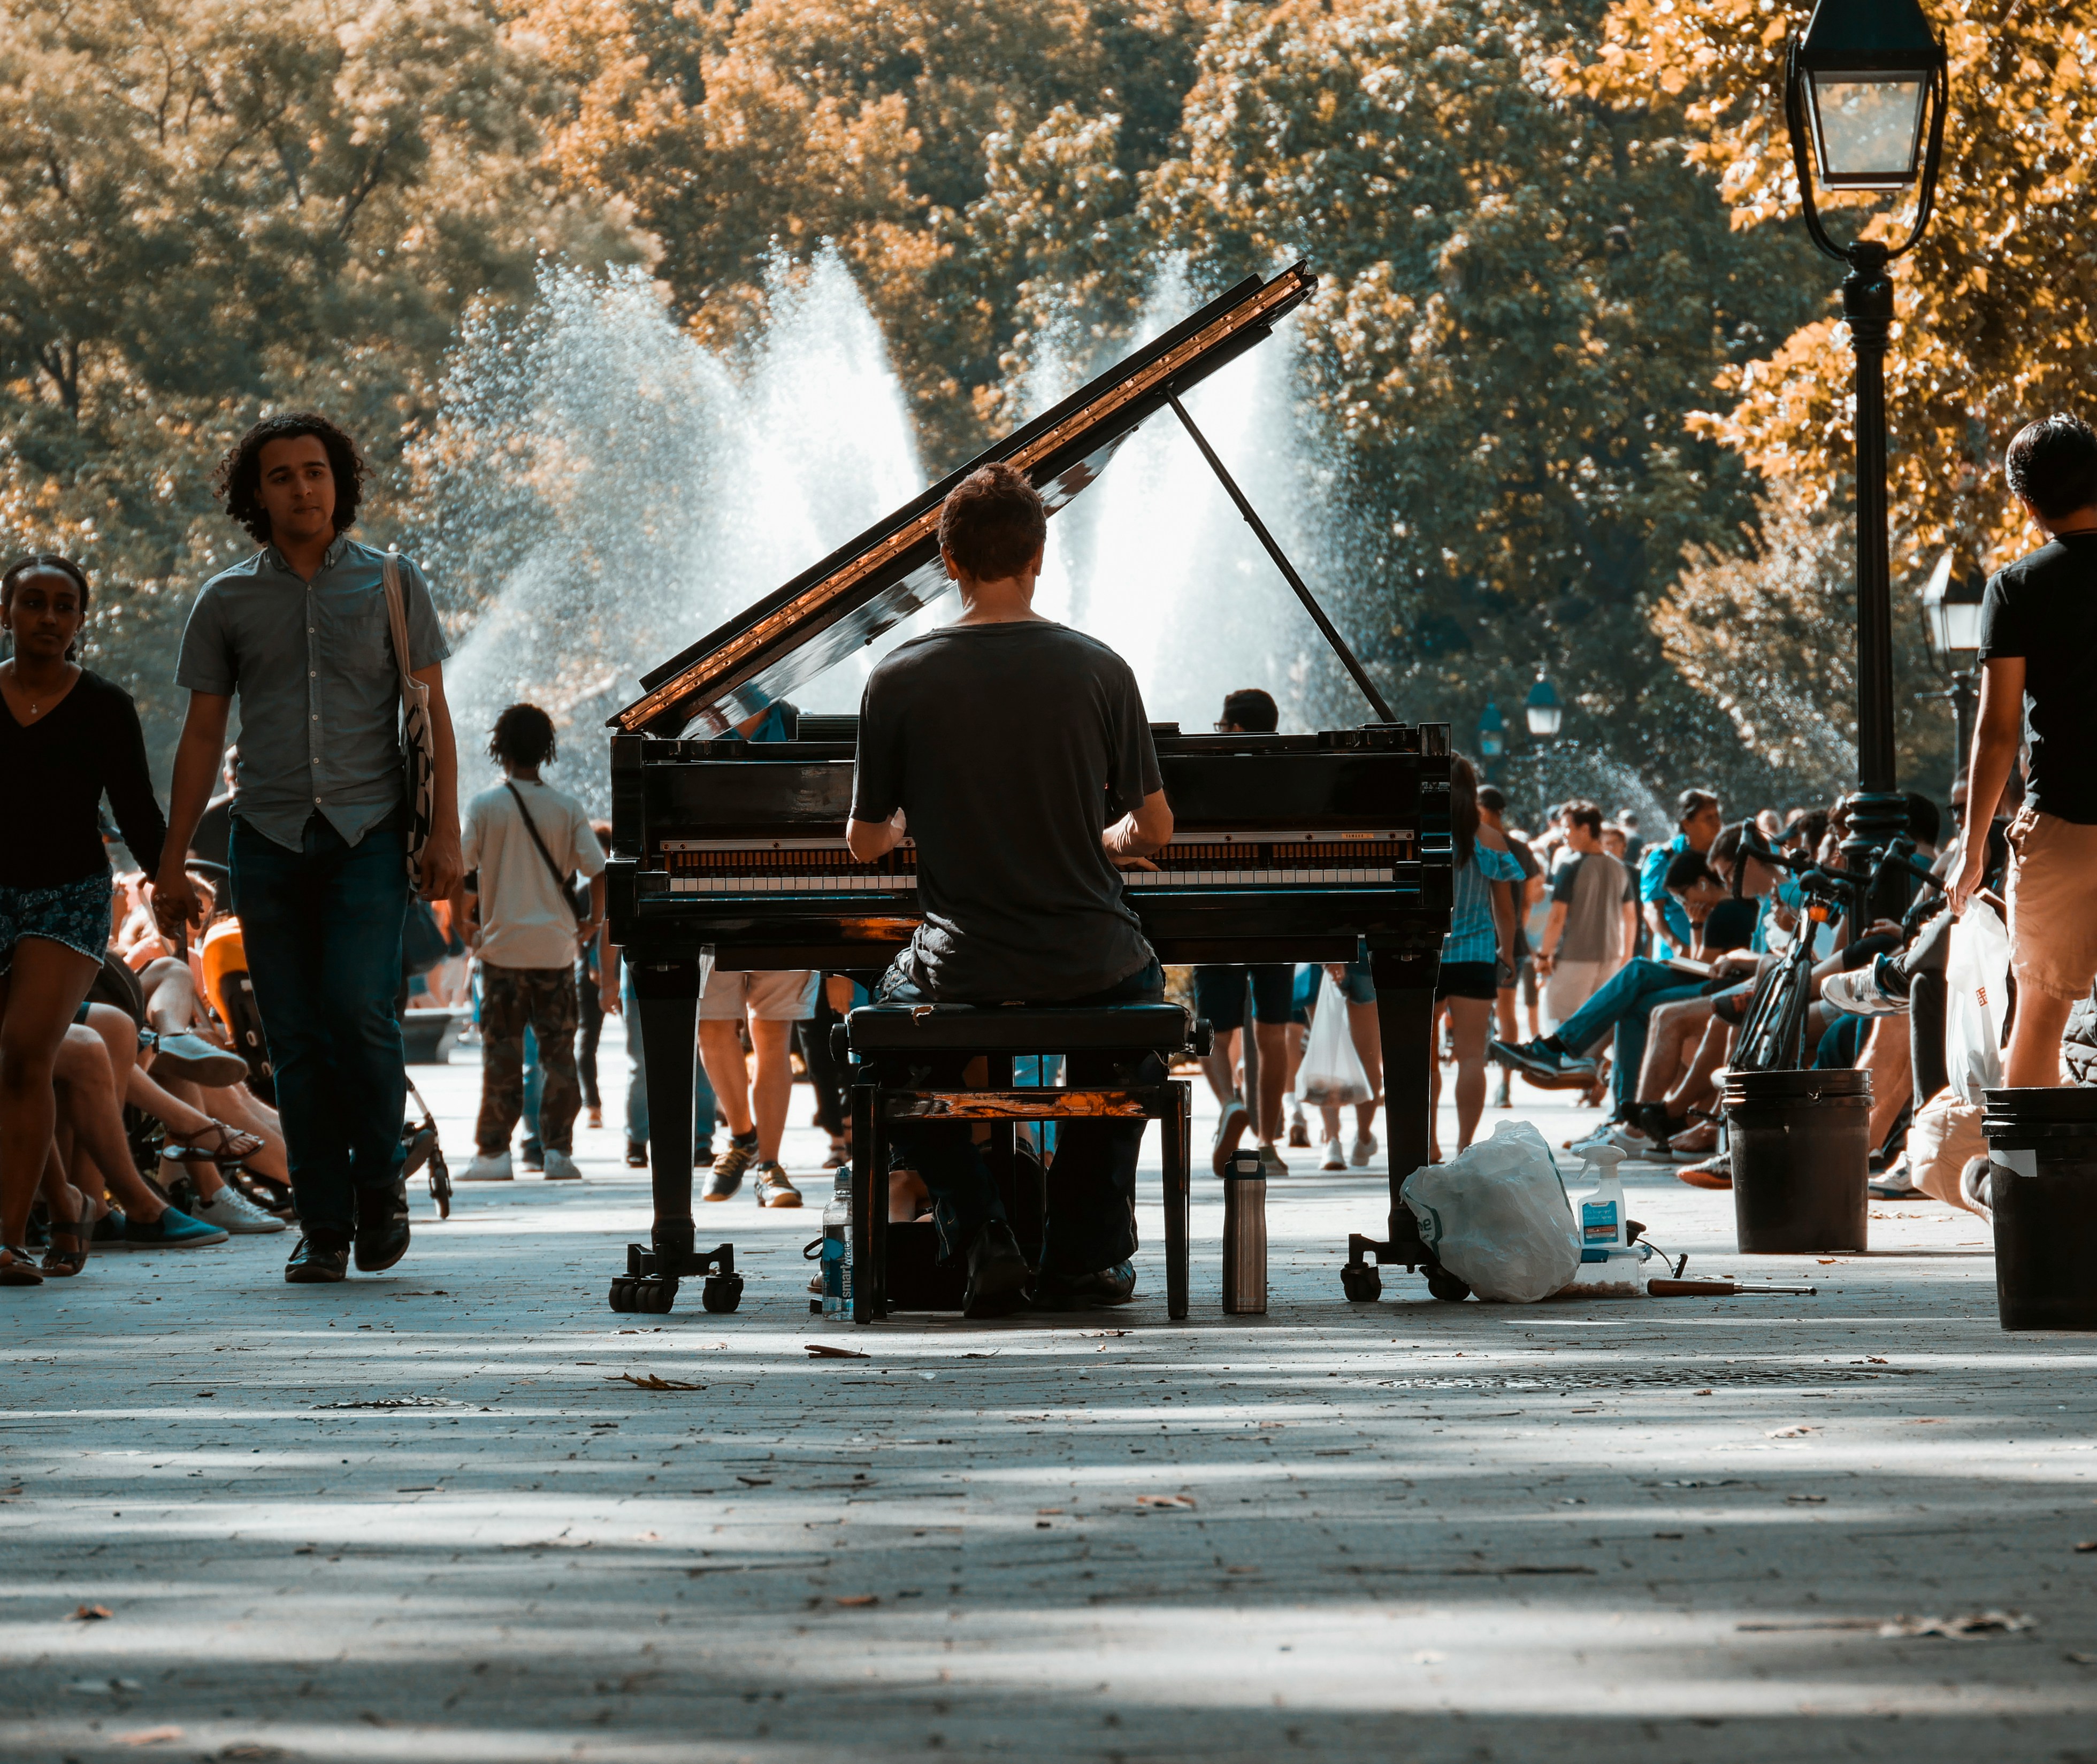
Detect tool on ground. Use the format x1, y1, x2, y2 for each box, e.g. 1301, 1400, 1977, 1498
1647, 1278, 1819, 1297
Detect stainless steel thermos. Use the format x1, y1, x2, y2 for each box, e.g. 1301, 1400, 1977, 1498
1221, 1148, 1267, 1314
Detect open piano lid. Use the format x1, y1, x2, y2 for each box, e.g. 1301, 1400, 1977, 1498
610, 263, 1317, 738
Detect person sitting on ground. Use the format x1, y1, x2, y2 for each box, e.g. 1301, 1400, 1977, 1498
844, 462, 1174, 1315
458, 704, 604, 1185
1950, 411, 2097, 1086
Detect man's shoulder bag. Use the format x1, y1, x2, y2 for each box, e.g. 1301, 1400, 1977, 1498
381, 549, 437, 884
503, 781, 589, 937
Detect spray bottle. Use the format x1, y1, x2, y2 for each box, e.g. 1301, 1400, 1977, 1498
1567, 1142, 1649, 1297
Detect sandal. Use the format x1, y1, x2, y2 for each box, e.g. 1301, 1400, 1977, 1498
0, 1245, 44, 1286
41, 1220, 89, 1277
163, 1118, 267, 1165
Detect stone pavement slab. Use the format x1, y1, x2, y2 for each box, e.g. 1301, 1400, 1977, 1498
3, 1033, 2094, 1761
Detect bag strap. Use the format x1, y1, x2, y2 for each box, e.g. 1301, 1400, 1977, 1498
380, 553, 416, 694
503, 781, 586, 924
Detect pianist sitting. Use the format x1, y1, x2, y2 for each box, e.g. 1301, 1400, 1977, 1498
845, 462, 1174, 1317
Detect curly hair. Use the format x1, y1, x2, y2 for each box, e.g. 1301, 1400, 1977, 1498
489, 703, 557, 770
212, 413, 366, 544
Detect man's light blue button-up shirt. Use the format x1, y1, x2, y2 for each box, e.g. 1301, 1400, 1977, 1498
175, 536, 450, 852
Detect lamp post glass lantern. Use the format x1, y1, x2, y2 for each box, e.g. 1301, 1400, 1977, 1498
1783, 0, 1949, 887
1918, 547, 1984, 789
1478, 701, 1506, 762
1523, 678, 1563, 739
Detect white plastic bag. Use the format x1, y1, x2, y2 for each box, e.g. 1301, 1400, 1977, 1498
1944, 899, 2010, 1105
1298, 969, 1373, 1107
1401, 1119, 1580, 1302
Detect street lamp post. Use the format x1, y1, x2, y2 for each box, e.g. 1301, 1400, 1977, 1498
1917, 546, 1984, 793
1477, 701, 1507, 783
1782, 0, 1949, 885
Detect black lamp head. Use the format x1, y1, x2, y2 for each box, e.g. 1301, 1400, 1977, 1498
1795, 0, 1946, 189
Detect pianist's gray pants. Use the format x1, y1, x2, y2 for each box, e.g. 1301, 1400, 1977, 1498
873, 957, 1165, 1276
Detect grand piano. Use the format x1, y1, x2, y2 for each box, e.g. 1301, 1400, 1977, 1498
603, 262, 1455, 1314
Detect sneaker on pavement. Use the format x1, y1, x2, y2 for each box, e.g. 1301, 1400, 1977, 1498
144, 1031, 251, 1088
1676, 1156, 1732, 1191
624, 1139, 648, 1169
1349, 1131, 1378, 1169
1210, 1097, 1250, 1177
1320, 1137, 1347, 1171
962, 1220, 1032, 1318
705, 1137, 759, 1201
518, 1139, 545, 1172
753, 1162, 803, 1208
285, 1234, 350, 1283
190, 1184, 287, 1234
460, 1149, 513, 1183
541, 1147, 582, 1180
1490, 1037, 1598, 1082
1575, 1121, 1657, 1159
1030, 1259, 1137, 1311
351, 1179, 412, 1274
1286, 1099, 1310, 1148
1257, 1142, 1288, 1177
1822, 954, 1910, 1017
124, 1207, 228, 1249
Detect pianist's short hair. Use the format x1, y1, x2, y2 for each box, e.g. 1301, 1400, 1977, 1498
489, 702, 557, 770
938, 462, 1047, 583
1221, 688, 1278, 733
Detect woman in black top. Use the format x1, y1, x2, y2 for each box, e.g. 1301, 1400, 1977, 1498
0, 556, 169, 1284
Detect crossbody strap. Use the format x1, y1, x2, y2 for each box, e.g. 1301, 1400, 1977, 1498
503, 781, 586, 924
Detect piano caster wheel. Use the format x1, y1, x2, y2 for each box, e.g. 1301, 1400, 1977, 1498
701, 1274, 744, 1314
1341, 1263, 1382, 1303
1426, 1268, 1471, 1303
644, 1279, 679, 1314
609, 1277, 637, 1313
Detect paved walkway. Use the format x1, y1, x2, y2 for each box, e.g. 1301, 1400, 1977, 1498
5, 1024, 2094, 1761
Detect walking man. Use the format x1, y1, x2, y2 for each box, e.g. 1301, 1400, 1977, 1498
459, 704, 606, 1184
1951, 413, 2097, 1084
1534, 800, 1635, 1028
155, 413, 462, 1284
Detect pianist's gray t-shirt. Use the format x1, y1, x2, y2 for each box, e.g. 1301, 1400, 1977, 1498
851, 619, 1162, 1002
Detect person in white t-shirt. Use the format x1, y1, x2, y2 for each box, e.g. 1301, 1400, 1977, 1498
457, 705, 605, 1183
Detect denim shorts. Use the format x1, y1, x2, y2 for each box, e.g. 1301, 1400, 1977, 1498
0, 871, 114, 973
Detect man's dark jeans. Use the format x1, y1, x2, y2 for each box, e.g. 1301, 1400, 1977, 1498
874, 957, 1165, 1277
231, 811, 409, 1238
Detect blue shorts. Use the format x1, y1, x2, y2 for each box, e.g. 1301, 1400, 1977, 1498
0, 872, 113, 975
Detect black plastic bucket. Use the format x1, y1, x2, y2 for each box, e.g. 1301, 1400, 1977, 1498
1981, 1087, 2097, 1331
1721, 1067, 1871, 1253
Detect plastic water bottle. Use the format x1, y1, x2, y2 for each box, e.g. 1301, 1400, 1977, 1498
821, 1169, 852, 1317
1575, 1143, 1629, 1261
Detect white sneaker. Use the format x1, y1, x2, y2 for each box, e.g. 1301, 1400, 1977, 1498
1320, 1137, 1346, 1171
190, 1184, 287, 1234
1575, 1122, 1654, 1158
1210, 1097, 1250, 1177
460, 1149, 514, 1182
541, 1147, 581, 1181
1285, 1097, 1310, 1148
1349, 1132, 1378, 1168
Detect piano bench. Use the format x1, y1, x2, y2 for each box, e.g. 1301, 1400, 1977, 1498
838, 1002, 1206, 1060
840, 1005, 1199, 1324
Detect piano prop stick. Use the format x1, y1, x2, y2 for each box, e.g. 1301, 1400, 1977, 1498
602, 262, 1457, 1315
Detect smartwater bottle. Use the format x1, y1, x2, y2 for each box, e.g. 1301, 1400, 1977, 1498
1221, 1148, 1268, 1315
822, 1169, 852, 1318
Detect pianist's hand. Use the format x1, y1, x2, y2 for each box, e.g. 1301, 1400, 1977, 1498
1109, 854, 1159, 871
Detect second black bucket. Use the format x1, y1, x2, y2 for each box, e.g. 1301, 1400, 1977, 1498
1722, 1067, 1871, 1254
1981, 1086, 2097, 1331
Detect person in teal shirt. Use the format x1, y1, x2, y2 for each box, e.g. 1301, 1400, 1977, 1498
1637, 789, 1723, 957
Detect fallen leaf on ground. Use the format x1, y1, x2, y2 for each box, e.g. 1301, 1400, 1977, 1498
1136, 1494, 1197, 1509
1693, 1389, 1714, 1396
1786, 1495, 1828, 1505
735, 1476, 771, 1486
70, 1604, 112, 1621
1036, 1508, 1064, 1515
1908, 1417, 1948, 1425
834, 1594, 879, 1607
116, 1728, 182, 1746
217, 1746, 288, 1761
1766, 1426, 1816, 1439
1080, 1329, 1130, 1338
613, 1373, 703, 1391
805, 1344, 869, 1360
2074, 1541, 2097, 1553
1882, 1610, 2035, 1638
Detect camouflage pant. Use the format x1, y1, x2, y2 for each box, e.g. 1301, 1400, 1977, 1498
478, 964, 580, 1155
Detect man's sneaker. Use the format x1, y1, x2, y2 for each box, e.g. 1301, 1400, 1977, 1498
1320, 1137, 1347, 1171
352, 1180, 411, 1274
1822, 955, 1910, 1017
190, 1184, 287, 1234
753, 1163, 802, 1208
518, 1139, 545, 1172
625, 1139, 648, 1169
1257, 1142, 1288, 1177
1490, 1038, 1598, 1083
704, 1138, 759, 1201
285, 1234, 350, 1283
541, 1148, 582, 1181
1575, 1119, 1657, 1159
1210, 1098, 1250, 1176
1285, 1097, 1311, 1148
123, 1207, 228, 1249
144, 1031, 251, 1088
1676, 1156, 1732, 1191
460, 1149, 513, 1183
961, 1220, 1032, 1318
1349, 1131, 1379, 1169
1030, 1260, 1137, 1311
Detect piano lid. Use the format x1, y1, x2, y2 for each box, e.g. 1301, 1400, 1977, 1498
610, 262, 1318, 738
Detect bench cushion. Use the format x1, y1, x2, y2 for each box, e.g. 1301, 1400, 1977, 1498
844, 1002, 1193, 1055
